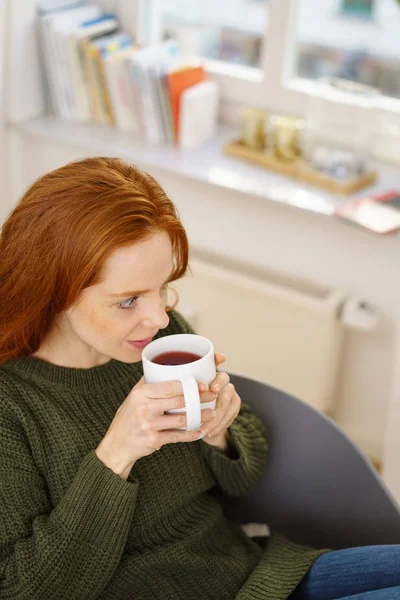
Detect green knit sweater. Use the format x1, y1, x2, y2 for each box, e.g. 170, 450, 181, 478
0, 311, 326, 600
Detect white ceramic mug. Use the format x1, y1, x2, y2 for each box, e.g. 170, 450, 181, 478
142, 334, 216, 431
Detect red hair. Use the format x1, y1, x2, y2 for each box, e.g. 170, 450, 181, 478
0, 157, 189, 364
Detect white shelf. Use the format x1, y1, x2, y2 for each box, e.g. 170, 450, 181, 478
15, 116, 355, 217
16, 116, 400, 227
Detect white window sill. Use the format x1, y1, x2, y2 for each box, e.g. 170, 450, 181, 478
12, 116, 400, 229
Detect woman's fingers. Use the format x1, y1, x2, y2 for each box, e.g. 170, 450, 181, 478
210, 371, 230, 394
207, 403, 240, 438
214, 352, 226, 367
199, 389, 218, 404
129, 375, 225, 439
155, 429, 202, 449
133, 395, 186, 417
210, 388, 241, 437
201, 384, 241, 437
132, 380, 213, 409
132, 380, 184, 399
144, 408, 216, 432
201, 383, 232, 435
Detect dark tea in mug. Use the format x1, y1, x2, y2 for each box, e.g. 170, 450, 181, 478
152, 351, 202, 366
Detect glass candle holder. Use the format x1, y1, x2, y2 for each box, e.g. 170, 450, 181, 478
303, 77, 379, 180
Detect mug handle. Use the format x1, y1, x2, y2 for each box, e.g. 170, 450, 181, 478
180, 376, 201, 431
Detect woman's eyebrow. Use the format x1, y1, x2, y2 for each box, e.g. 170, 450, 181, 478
108, 289, 147, 298
108, 278, 171, 299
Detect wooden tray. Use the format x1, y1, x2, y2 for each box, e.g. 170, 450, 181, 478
223, 139, 377, 195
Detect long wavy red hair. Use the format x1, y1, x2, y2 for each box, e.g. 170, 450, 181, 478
0, 157, 189, 364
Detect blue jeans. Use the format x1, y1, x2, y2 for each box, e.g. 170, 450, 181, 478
289, 545, 400, 600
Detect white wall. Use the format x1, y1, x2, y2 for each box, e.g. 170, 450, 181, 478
6, 0, 46, 123
0, 0, 8, 125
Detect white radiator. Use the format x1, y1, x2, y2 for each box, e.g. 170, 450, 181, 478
173, 252, 347, 413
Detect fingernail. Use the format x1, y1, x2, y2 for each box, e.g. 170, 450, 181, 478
213, 384, 220, 392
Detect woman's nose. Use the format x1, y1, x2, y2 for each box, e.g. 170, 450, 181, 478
141, 301, 169, 330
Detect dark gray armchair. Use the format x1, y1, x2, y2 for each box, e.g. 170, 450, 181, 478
222, 374, 400, 550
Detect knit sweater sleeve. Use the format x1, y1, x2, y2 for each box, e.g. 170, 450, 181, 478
166, 311, 268, 497
200, 402, 268, 497
0, 403, 138, 600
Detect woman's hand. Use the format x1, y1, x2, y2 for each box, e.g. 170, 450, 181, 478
200, 352, 241, 451
95, 379, 216, 480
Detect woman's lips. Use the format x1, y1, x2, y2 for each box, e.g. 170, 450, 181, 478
127, 337, 154, 350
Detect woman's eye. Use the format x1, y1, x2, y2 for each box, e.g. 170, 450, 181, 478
118, 297, 137, 311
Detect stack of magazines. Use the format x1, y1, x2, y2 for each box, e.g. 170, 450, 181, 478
336, 190, 400, 234
38, 0, 218, 147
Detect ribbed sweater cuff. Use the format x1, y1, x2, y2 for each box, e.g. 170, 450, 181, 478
235, 534, 328, 600
54, 450, 139, 552
200, 420, 268, 497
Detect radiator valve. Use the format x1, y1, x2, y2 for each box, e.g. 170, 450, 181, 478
340, 298, 378, 332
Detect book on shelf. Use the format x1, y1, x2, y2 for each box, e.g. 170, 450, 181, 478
103, 46, 139, 133
152, 64, 175, 146
167, 65, 206, 143
71, 15, 119, 121
127, 41, 180, 145
38, 0, 87, 17
38, 2, 101, 118
37, 1, 219, 149
179, 80, 219, 150
336, 190, 400, 234
87, 31, 133, 124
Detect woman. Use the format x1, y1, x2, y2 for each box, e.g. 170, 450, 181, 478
0, 157, 399, 600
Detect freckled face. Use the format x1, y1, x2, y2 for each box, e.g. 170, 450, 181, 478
63, 230, 173, 364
